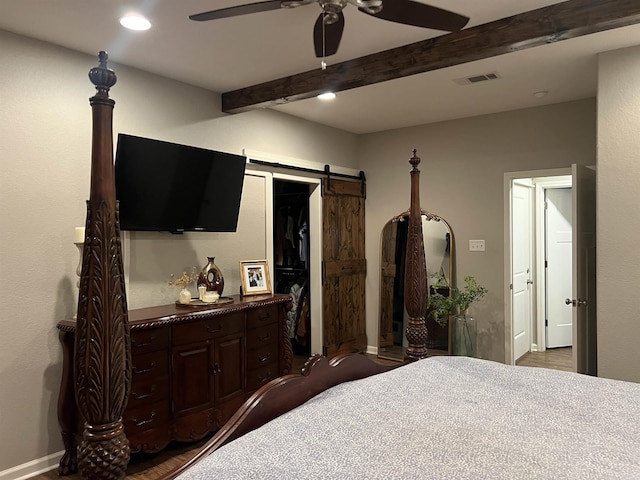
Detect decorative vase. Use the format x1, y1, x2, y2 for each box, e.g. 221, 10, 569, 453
178, 288, 192, 305
198, 257, 224, 295
453, 314, 477, 357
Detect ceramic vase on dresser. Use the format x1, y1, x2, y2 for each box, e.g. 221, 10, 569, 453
198, 256, 224, 295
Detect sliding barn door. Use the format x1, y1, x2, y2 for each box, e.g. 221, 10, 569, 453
322, 178, 367, 357
379, 221, 398, 350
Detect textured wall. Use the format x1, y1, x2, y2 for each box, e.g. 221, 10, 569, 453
597, 45, 640, 382
0, 30, 358, 471
360, 99, 596, 363
2, 26, 638, 475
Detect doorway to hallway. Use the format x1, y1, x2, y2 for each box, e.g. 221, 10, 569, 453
506, 170, 574, 365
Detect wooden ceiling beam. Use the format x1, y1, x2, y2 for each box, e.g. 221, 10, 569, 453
222, 0, 640, 113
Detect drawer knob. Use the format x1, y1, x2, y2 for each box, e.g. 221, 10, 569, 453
132, 361, 156, 375
258, 352, 271, 363
206, 324, 221, 334
257, 332, 271, 342
131, 334, 155, 348
131, 410, 157, 427
131, 384, 156, 400
257, 371, 272, 383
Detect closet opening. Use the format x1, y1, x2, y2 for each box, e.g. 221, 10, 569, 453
273, 179, 311, 360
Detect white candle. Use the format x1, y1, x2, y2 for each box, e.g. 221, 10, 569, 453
74, 227, 85, 244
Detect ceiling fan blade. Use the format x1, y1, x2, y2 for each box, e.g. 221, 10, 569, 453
313, 11, 345, 58
359, 0, 469, 32
190, 0, 284, 21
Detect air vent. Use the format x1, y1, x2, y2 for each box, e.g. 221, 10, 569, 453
453, 72, 501, 86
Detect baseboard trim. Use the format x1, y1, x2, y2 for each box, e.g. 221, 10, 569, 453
0, 451, 62, 480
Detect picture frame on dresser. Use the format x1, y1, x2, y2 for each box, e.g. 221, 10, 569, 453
239, 259, 272, 296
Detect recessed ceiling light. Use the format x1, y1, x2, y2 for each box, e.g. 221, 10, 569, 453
533, 90, 548, 98
119, 14, 151, 31
317, 92, 336, 100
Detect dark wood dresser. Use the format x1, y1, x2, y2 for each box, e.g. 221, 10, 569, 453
56, 294, 292, 475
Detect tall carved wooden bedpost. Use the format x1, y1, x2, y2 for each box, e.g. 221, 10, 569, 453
404, 150, 429, 360
75, 51, 131, 480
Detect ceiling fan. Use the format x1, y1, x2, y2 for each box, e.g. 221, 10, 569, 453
189, 0, 469, 59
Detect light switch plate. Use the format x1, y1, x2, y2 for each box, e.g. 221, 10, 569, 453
469, 239, 485, 252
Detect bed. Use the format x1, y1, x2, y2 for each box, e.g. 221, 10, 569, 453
75, 53, 640, 480
173, 355, 640, 479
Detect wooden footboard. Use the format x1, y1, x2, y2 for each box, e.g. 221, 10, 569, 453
163, 353, 396, 479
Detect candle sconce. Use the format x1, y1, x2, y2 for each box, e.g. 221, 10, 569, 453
75, 242, 83, 289
73, 226, 85, 319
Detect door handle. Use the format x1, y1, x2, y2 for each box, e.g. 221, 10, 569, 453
527, 279, 534, 285
565, 298, 588, 307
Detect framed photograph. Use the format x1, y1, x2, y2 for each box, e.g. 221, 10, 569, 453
239, 260, 272, 296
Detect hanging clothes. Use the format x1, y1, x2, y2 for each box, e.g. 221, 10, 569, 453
298, 221, 308, 266
286, 282, 304, 338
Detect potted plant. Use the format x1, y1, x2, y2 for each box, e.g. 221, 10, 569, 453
428, 275, 487, 356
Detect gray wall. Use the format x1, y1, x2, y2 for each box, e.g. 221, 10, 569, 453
2, 27, 639, 475
0, 30, 359, 472
361, 100, 596, 363
597, 45, 640, 382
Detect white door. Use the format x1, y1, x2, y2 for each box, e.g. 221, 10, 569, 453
571, 165, 597, 375
545, 188, 573, 348
512, 182, 534, 361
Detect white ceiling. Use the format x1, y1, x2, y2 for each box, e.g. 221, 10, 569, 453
3, 0, 640, 134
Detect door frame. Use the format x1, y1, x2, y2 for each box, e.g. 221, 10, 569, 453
243, 148, 363, 356
248, 166, 324, 356
504, 167, 571, 365
271, 172, 323, 355
534, 176, 572, 352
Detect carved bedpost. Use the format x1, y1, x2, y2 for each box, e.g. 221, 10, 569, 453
404, 150, 429, 361
75, 52, 131, 480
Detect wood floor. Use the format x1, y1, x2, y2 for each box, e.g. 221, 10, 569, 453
33, 350, 571, 479
32, 438, 209, 480
515, 347, 573, 372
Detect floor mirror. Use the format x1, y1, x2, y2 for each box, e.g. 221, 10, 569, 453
378, 211, 455, 361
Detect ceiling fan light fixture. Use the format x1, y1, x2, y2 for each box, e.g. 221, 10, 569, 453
317, 92, 336, 100
352, 0, 382, 14
282, 0, 314, 7
119, 14, 151, 31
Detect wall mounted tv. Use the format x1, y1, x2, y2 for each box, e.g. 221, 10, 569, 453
115, 134, 247, 233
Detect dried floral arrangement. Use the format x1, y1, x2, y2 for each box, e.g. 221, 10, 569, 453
168, 267, 198, 290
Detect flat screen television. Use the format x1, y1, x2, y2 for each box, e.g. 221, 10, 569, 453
115, 134, 247, 233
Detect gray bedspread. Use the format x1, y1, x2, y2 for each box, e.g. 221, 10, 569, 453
178, 356, 640, 479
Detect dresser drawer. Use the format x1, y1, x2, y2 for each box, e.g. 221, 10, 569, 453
247, 343, 278, 371
123, 401, 170, 435
246, 305, 278, 329
246, 363, 279, 392
172, 313, 244, 345
131, 350, 168, 382
131, 327, 169, 355
128, 375, 169, 410
246, 322, 278, 350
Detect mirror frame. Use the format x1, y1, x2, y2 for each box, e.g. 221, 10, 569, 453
377, 209, 456, 361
